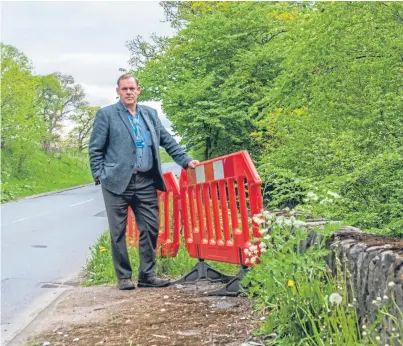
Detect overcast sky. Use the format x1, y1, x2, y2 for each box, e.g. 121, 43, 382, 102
1, 1, 176, 130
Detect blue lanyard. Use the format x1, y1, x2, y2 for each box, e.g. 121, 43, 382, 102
128, 113, 140, 139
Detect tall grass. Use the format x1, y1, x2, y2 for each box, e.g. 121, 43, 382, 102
83, 231, 238, 286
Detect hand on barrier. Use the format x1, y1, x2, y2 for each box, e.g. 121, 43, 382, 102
187, 160, 200, 169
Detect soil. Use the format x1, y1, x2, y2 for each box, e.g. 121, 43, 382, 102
334, 229, 403, 254
24, 281, 262, 346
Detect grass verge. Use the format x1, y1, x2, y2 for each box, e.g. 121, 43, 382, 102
159, 147, 174, 164
1, 148, 92, 202
83, 231, 239, 286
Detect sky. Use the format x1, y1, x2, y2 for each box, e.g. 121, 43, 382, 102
1, 0, 176, 131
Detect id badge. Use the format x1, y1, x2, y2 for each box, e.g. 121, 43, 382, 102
135, 139, 144, 148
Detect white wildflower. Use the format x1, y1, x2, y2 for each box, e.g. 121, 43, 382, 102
244, 248, 251, 256
263, 234, 271, 240
329, 293, 342, 306
258, 242, 267, 249
250, 256, 257, 264
383, 295, 388, 300
249, 245, 258, 252
258, 228, 269, 235
376, 297, 382, 301
276, 216, 286, 225
252, 214, 265, 225
363, 331, 367, 336
306, 192, 318, 201
376, 336, 380, 341
320, 198, 330, 205
263, 210, 272, 219
327, 191, 341, 199
362, 325, 367, 330
388, 282, 395, 287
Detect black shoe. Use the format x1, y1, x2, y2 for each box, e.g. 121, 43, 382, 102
137, 276, 170, 288
118, 278, 135, 290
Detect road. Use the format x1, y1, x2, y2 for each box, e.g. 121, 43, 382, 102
0, 162, 182, 345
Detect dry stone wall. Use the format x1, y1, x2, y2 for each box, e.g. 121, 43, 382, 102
325, 227, 403, 344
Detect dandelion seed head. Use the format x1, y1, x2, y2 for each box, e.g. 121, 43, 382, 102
329, 293, 342, 306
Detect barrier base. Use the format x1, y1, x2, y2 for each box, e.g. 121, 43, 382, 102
172, 260, 232, 284
207, 267, 249, 297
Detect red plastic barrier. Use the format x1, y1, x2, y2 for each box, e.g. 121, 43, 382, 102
180, 150, 263, 266
127, 172, 181, 257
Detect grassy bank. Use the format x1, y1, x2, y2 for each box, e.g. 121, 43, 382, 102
1, 148, 92, 203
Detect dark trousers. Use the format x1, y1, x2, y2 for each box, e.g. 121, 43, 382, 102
101, 172, 159, 280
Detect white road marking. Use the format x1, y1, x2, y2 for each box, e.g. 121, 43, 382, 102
69, 199, 94, 207
1, 212, 51, 227
11, 217, 29, 224
1, 197, 95, 227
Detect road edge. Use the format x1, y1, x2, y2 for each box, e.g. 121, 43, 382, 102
2, 183, 95, 205
6, 288, 75, 346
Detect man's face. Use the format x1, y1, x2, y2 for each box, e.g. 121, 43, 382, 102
116, 77, 141, 107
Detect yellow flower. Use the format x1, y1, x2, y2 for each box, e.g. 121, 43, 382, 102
287, 280, 295, 287
99, 246, 107, 253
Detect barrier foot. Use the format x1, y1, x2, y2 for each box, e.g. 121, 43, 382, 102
172, 260, 232, 284
207, 266, 249, 297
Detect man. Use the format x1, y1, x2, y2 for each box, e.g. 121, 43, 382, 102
89, 74, 199, 290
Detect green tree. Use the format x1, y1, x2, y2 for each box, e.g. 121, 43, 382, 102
126, 2, 296, 160
1, 44, 46, 173
37, 72, 87, 151
68, 105, 99, 151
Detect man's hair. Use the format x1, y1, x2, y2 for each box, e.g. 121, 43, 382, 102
117, 73, 139, 87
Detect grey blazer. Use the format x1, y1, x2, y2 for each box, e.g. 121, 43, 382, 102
89, 101, 191, 194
